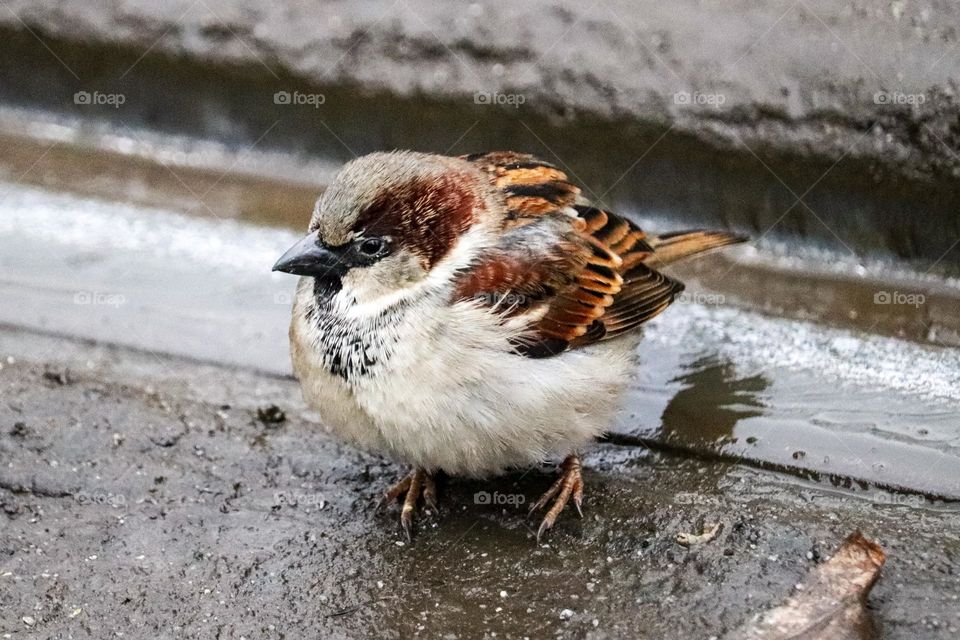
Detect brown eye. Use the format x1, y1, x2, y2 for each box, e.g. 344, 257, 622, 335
358, 237, 385, 256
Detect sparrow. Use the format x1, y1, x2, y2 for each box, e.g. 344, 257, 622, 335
273, 150, 745, 541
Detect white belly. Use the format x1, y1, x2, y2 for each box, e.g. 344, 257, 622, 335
292, 288, 636, 477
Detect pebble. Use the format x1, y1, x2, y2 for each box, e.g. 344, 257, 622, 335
560, 609, 574, 620
22, 616, 35, 626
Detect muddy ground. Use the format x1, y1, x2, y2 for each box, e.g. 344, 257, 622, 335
1, 327, 958, 639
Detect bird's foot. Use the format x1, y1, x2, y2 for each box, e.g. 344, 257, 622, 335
378, 467, 437, 542
528, 455, 584, 543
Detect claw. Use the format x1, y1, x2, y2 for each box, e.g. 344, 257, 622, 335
531, 455, 584, 542
377, 473, 412, 511
381, 468, 435, 542
423, 474, 438, 512
528, 473, 564, 518
537, 517, 553, 543
400, 470, 424, 542
573, 479, 584, 518
401, 508, 414, 542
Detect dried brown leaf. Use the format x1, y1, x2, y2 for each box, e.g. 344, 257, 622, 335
733, 531, 886, 640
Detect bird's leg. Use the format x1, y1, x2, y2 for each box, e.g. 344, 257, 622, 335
379, 467, 436, 541
529, 454, 584, 542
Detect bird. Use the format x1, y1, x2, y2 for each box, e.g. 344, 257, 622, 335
272, 150, 745, 542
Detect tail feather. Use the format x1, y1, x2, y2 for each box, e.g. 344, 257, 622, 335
644, 230, 747, 267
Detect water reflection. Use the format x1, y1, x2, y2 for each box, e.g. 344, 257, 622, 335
659, 356, 768, 448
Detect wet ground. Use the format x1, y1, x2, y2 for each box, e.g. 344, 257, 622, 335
2, 328, 959, 639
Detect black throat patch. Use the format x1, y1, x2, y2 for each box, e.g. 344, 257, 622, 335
306, 281, 407, 381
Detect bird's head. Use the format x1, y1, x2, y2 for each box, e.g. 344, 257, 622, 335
273, 151, 494, 303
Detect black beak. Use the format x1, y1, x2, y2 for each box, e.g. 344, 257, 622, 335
272, 232, 348, 280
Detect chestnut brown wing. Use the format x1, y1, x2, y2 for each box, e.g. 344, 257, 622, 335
463, 151, 580, 229
451, 214, 628, 357
459, 151, 741, 356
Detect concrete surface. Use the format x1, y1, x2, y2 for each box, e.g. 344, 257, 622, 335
2, 0, 960, 179
1, 326, 958, 639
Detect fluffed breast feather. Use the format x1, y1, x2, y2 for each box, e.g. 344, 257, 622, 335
455, 151, 746, 358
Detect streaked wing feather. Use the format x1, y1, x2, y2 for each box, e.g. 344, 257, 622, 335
644, 229, 747, 267
595, 264, 684, 339
458, 152, 743, 357
464, 152, 580, 228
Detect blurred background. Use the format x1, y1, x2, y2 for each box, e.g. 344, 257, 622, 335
1, 2, 959, 637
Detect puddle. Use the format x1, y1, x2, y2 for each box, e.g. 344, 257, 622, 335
619, 323, 960, 499
0, 110, 328, 228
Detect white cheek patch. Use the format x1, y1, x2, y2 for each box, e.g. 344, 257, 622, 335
338, 223, 494, 319
338, 251, 425, 308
